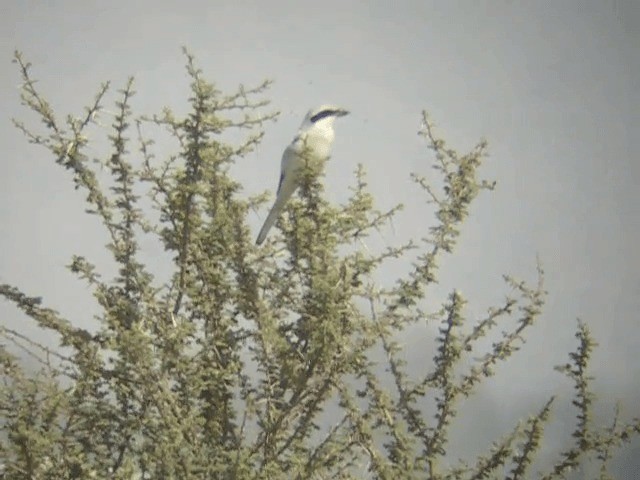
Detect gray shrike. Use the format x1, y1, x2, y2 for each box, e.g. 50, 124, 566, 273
255, 105, 349, 245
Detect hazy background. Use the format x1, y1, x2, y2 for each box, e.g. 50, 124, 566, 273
1, 0, 638, 475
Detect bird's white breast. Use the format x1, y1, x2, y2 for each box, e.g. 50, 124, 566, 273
295, 127, 335, 160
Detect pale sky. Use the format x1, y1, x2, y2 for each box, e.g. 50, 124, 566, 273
1, 0, 639, 475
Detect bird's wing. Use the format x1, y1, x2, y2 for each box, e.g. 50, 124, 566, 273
256, 143, 302, 245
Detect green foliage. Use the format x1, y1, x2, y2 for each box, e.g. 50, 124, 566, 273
1, 50, 638, 479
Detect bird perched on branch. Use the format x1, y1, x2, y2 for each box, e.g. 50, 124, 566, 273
255, 105, 349, 245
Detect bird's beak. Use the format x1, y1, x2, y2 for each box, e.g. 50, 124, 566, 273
337, 109, 349, 117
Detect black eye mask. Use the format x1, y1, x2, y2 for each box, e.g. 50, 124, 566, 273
309, 109, 338, 123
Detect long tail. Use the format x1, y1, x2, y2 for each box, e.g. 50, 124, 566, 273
255, 183, 296, 245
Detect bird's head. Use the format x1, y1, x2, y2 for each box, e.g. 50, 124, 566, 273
300, 105, 349, 131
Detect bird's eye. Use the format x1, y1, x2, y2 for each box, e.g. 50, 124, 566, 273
310, 109, 335, 123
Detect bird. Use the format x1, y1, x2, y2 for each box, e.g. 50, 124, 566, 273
255, 105, 349, 245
